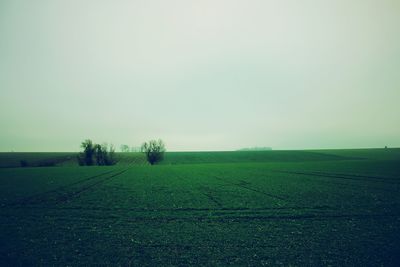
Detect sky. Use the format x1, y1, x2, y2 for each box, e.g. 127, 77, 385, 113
0, 0, 399, 152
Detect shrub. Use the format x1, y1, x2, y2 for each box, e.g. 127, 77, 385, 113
141, 139, 166, 165
78, 139, 117, 166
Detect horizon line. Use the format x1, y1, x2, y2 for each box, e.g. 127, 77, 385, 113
0, 146, 397, 153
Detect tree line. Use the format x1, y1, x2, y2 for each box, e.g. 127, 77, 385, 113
78, 138, 166, 166
78, 139, 116, 166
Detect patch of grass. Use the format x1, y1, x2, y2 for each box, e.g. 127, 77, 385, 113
0, 150, 399, 265
0, 153, 77, 168
1, 148, 399, 168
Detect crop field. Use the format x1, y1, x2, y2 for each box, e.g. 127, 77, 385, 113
0, 149, 399, 266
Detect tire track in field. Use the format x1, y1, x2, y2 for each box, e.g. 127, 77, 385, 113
197, 185, 224, 207
310, 171, 398, 181
3, 204, 398, 222
306, 178, 400, 194
55, 168, 129, 204
275, 170, 399, 184
24, 210, 398, 223
212, 176, 287, 202
123, 211, 400, 222
7, 168, 129, 206
2, 205, 335, 212
7, 169, 116, 206
201, 192, 223, 207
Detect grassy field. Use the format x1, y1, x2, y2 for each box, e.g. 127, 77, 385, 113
0, 149, 399, 265
3, 148, 398, 167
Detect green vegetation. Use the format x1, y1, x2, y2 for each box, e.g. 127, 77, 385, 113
0, 149, 399, 265
78, 139, 116, 166
141, 139, 166, 165
2, 148, 397, 168
0, 152, 77, 168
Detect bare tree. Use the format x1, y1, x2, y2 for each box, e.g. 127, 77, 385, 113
78, 139, 95, 166
120, 144, 130, 152
141, 139, 166, 165
105, 144, 117, 165
94, 143, 106, 165
78, 139, 117, 166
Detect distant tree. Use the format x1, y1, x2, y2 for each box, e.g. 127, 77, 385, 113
141, 139, 166, 165
120, 144, 130, 152
94, 143, 106, 165
78, 139, 117, 166
78, 139, 95, 166
105, 144, 117, 165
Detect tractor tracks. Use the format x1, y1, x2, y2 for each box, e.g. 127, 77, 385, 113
274, 170, 399, 184
200, 191, 223, 207
212, 176, 287, 202
7, 168, 130, 207
55, 168, 129, 204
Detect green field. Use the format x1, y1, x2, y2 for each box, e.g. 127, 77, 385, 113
0, 149, 399, 265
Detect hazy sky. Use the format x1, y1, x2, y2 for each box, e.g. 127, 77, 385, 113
1, 0, 399, 151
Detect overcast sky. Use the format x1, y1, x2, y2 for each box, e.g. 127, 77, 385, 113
1, 0, 399, 151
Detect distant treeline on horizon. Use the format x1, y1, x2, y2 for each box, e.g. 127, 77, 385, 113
237, 147, 272, 151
